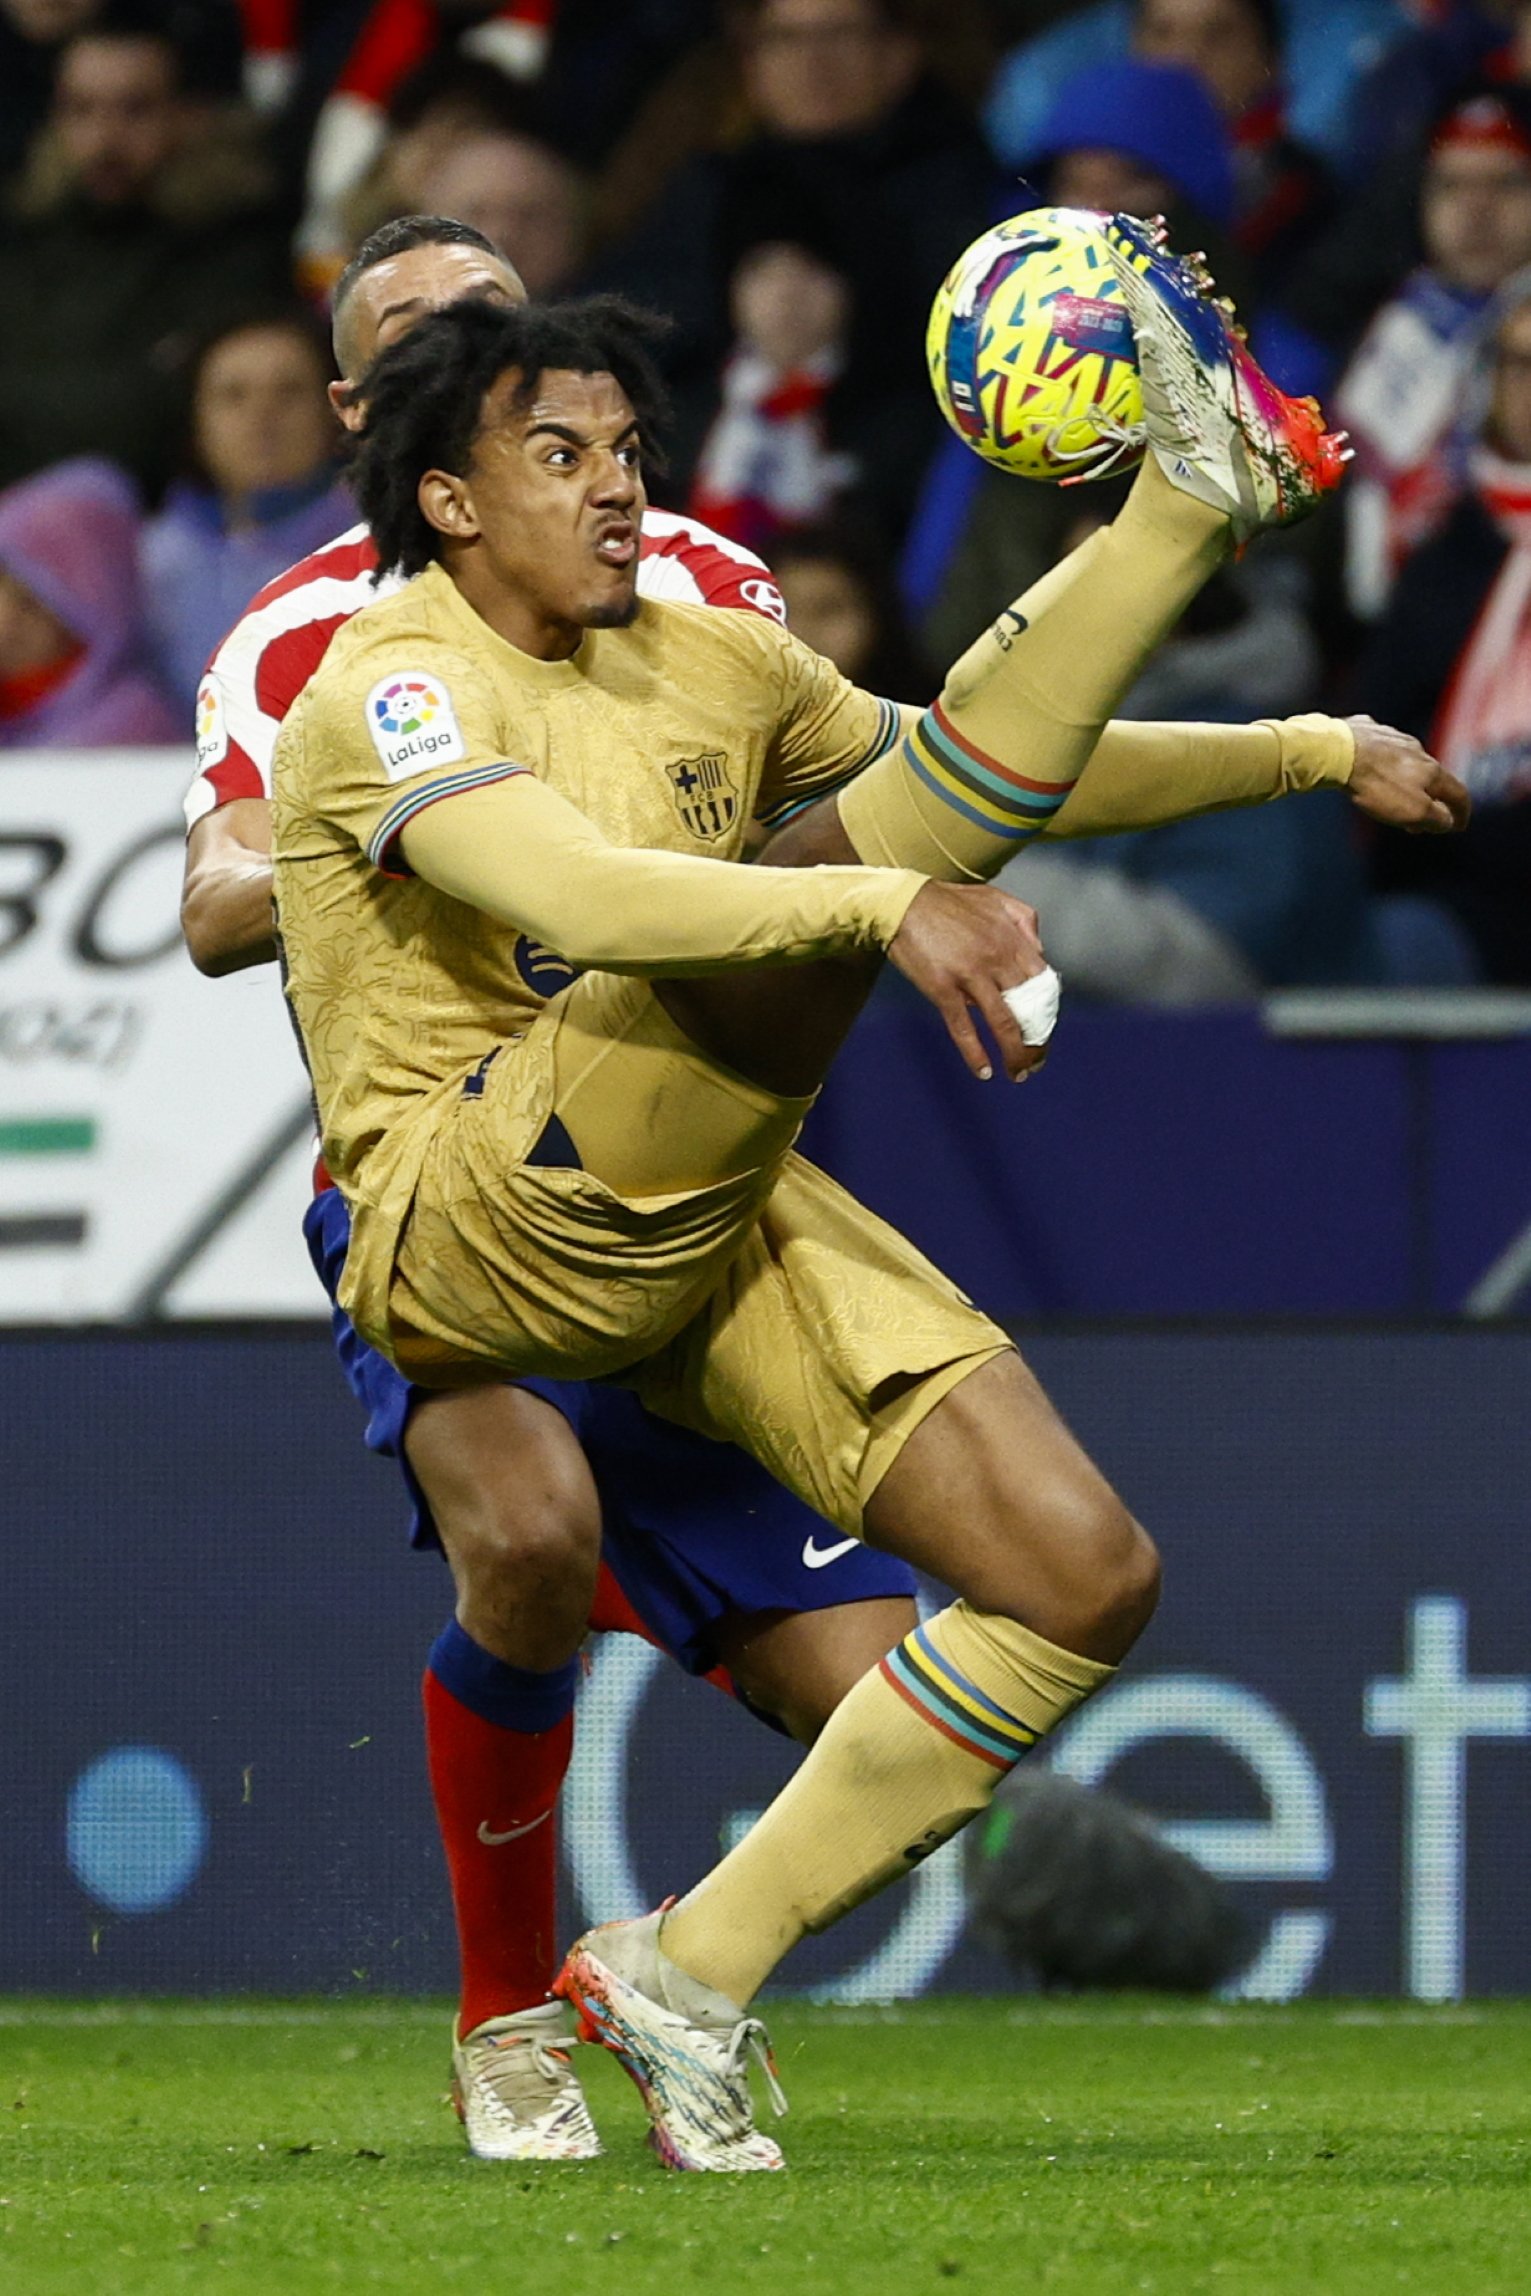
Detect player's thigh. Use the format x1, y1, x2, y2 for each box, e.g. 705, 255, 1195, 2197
550, 969, 806, 1196
404, 1382, 602, 1592
862, 1350, 1159, 1658
627, 1152, 1009, 1533
387, 973, 802, 1384
713, 1595, 919, 1746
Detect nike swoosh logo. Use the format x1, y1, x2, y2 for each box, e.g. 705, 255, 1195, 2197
476, 1809, 552, 1847
801, 1535, 860, 1570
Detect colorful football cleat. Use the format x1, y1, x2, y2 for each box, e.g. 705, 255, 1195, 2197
451, 2000, 602, 2161
556, 1911, 787, 2173
1103, 210, 1349, 539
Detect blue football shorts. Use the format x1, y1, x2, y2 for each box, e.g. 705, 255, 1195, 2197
303, 1188, 917, 1678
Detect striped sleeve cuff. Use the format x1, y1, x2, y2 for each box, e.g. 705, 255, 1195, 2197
756, 694, 903, 829
367, 762, 530, 874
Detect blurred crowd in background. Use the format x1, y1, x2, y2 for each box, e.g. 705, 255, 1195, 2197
2, 0, 1530, 996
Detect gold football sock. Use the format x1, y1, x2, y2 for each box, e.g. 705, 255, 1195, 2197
658, 1602, 1112, 2006
838, 457, 1230, 879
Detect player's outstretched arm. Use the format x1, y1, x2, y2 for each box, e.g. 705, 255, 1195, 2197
1044, 714, 1469, 841
398, 773, 926, 973
181, 799, 278, 976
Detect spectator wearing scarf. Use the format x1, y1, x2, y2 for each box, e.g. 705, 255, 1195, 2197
1357, 266, 1531, 981
1335, 89, 1531, 619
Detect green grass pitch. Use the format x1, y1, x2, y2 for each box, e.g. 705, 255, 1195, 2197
3, 1998, 1528, 2295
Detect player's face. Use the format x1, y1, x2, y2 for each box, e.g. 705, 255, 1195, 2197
331, 245, 527, 430
425, 366, 646, 659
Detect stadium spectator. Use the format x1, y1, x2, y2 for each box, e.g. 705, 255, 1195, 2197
1334, 88, 1531, 618
322, 54, 543, 281
0, 457, 178, 748
1282, 2, 1531, 354
1023, 56, 1236, 241
141, 312, 350, 715
983, 0, 1408, 185
413, 127, 586, 297
0, 0, 100, 187
688, 242, 855, 554
593, 0, 995, 536
1357, 268, 1531, 981
285, 0, 556, 285
1129, 0, 1333, 290
0, 16, 288, 499
770, 521, 933, 699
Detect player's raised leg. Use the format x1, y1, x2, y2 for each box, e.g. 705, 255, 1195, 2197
406, 1383, 603, 2162
833, 215, 1350, 887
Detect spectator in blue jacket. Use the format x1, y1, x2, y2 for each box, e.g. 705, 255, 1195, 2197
141, 311, 351, 714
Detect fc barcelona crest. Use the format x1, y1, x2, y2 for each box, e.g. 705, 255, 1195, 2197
666, 751, 738, 842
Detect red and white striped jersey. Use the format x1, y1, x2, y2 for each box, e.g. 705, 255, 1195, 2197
184, 510, 787, 827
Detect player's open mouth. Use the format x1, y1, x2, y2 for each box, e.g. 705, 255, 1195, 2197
594, 524, 637, 568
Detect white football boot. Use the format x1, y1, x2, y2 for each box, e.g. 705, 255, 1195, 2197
556, 1911, 787, 2172
1102, 210, 1349, 541
451, 1998, 602, 2161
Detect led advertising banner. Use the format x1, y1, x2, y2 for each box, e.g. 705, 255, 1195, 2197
4, 1329, 1527, 2001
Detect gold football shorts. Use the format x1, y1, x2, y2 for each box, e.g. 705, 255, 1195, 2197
379, 972, 1009, 1527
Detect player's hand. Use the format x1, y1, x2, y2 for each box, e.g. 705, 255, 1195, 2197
1346, 716, 1470, 834
889, 881, 1050, 1082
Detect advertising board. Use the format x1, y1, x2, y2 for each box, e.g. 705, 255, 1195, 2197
5, 1330, 1526, 2001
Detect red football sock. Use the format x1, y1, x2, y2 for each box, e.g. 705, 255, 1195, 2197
588, 1558, 736, 1698
421, 1669, 574, 2038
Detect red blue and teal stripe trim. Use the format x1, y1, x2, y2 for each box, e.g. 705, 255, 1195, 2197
756, 695, 903, 829
903, 700, 1077, 843
368, 761, 530, 873
880, 1623, 1037, 1771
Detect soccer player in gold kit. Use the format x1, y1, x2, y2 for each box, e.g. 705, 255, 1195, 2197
273, 235, 1464, 2169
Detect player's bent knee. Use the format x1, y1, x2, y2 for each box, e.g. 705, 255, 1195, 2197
1002, 1492, 1160, 1661
1094, 1511, 1161, 1647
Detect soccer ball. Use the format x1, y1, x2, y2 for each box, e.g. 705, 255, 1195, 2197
926, 208, 1146, 484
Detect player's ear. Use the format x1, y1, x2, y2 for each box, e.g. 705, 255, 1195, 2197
419, 469, 479, 544
328, 378, 363, 434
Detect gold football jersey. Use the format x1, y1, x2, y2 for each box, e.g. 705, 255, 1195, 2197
271, 562, 898, 1220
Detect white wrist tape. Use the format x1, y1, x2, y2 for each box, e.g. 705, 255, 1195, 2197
1002, 964, 1062, 1047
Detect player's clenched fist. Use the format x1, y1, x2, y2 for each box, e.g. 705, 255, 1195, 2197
1345, 716, 1470, 833
888, 881, 1051, 1083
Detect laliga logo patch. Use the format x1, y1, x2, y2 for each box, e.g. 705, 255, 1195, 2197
194, 677, 227, 768
366, 671, 467, 780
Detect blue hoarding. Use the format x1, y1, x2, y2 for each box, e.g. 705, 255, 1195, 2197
3, 1331, 1528, 1998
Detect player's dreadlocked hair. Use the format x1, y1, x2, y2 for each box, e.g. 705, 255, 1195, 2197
352, 295, 671, 581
